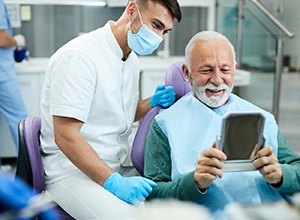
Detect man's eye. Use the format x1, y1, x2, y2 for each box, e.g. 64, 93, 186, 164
200, 70, 211, 74
222, 69, 231, 74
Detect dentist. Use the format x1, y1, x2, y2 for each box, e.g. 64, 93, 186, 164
40, 0, 181, 219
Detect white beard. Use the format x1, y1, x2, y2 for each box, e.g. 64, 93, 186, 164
192, 82, 233, 108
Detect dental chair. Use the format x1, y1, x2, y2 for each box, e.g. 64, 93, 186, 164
16, 115, 74, 220
131, 61, 191, 176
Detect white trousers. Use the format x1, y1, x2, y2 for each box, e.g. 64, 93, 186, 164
45, 168, 140, 220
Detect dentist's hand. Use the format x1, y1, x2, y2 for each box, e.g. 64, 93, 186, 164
104, 173, 157, 205
150, 84, 175, 108
194, 143, 227, 191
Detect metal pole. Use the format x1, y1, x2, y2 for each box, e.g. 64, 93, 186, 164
237, 0, 245, 66
273, 38, 284, 121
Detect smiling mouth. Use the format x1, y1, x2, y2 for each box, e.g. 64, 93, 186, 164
207, 89, 224, 94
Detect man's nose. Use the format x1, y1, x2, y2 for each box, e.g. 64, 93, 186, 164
210, 70, 224, 85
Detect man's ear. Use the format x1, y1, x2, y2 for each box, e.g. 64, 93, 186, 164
182, 64, 190, 82
126, 1, 137, 21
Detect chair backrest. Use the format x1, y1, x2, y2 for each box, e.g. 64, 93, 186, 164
16, 115, 44, 193
164, 61, 191, 101
131, 61, 191, 175
16, 116, 75, 220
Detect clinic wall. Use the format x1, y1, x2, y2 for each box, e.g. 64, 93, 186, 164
13, 6, 207, 58
14, 6, 125, 57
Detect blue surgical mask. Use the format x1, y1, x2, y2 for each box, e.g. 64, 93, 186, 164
127, 7, 163, 55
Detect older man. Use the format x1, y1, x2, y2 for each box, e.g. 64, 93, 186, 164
144, 31, 300, 219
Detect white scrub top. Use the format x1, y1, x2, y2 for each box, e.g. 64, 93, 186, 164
40, 21, 140, 184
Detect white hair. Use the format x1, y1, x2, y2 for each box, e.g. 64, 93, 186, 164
184, 31, 237, 72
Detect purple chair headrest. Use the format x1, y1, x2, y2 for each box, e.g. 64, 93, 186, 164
165, 61, 191, 101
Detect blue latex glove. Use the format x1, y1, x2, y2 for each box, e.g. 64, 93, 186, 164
0, 173, 59, 220
0, 173, 32, 213
150, 84, 175, 108
104, 173, 157, 205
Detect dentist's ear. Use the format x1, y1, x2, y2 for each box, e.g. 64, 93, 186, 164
126, 1, 138, 21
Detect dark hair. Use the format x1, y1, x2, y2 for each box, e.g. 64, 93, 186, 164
132, 0, 182, 22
